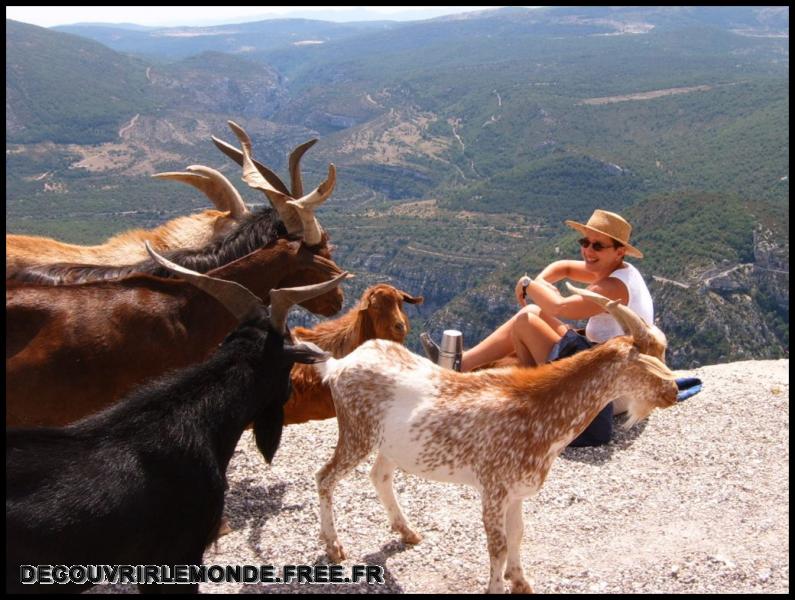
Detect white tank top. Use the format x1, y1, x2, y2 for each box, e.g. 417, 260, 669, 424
585, 263, 654, 343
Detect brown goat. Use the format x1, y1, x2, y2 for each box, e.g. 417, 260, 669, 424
6, 166, 248, 277
283, 284, 424, 425
7, 122, 349, 429
6, 240, 344, 428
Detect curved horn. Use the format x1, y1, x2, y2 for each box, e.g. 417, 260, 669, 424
211, 135, 291, 196
150, 170, 221, 208
269, 271, 352, 333
264, 189, 305, 236
285, 164, 336, 246
565, 282, 651, 345
288, 138, 318, 198
151, 167, 247, 218
227, 121, 303, 234
145, 241, 262, 322
564, 282, 611, 309
310, 253, 346, 279
185, 165, 248, 219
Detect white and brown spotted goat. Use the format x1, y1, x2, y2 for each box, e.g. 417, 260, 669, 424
314, 284, 677, 594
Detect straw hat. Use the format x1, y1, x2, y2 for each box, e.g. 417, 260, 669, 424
564, 209, 643, 258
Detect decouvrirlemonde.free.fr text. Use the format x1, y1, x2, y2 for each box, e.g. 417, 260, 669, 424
20, 564, 385, 586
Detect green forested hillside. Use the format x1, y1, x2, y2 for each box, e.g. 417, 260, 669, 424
6, 20, 154, 143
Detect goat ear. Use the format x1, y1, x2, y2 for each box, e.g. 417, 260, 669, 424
287, 341, 331, 364
637, 353, 677, 380
357, 291, 375, 312
402, 293, 424, 305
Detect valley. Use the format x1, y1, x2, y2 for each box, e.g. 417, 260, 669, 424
5, 7, 789, 368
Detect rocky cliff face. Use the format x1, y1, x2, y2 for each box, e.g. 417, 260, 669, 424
751, 225, 789, 313
148, 57, 287, 119
654, 224, 789, 368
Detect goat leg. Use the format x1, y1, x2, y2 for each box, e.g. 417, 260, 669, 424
316, 441, 373, 562
504, 498, 533, 593
370, 452, 422, 545
482, 490, 511, 594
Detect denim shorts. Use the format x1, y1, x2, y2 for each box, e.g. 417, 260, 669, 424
547, 328, 595, 362
547, 329, 613, 447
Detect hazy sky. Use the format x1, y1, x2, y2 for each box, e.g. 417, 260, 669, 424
5, 6, 503, 28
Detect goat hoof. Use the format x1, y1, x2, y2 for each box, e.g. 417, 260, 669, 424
400, 530, 422, 545
510, 580, 533, 594
326, 541, 347, 563
393, 524, 422, 545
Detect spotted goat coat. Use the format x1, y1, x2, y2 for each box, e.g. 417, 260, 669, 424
314, 316, 678, 593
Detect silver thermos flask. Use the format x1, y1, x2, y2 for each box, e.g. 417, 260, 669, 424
438, 330, 463, 371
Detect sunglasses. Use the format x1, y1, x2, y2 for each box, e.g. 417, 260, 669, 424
578, 238, 622, 252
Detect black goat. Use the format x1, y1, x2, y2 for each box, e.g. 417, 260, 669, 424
5, 244, 349, 594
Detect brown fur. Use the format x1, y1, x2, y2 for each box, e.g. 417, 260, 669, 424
283, 284, 422, 425
6, 240, 344, 428
6, 210, 238, 277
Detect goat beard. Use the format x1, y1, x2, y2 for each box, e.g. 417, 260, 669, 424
622, 405, 652, 430
253, 403, 285, 464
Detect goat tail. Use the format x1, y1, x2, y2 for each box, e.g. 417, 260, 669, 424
312, 356, 340, 383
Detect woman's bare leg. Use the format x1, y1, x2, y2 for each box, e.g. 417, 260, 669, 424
462, 305, 567, 371
461, 314, 517, 372
512, 310, 566, 365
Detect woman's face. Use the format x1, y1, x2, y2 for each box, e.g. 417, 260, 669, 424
579, 230, 626, 273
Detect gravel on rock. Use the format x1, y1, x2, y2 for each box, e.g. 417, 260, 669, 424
87, 359, 789, 594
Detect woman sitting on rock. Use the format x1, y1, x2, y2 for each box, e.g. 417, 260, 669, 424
425, 209, 654, 446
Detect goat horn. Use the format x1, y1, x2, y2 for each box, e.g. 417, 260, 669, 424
211, 135, 291, 196
151, 168, 248, 219
226, 121, 304, 234
184, 165, 248, 219
565, 282, 651, 344
285, 164, 336, 246
145, 242, 262, 322
310, 253, 346, 278
151, 170, 242, 214
288, 139, 318, 198
269, 271, 352, 333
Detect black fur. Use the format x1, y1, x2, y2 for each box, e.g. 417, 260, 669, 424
5, 306, 326, 594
